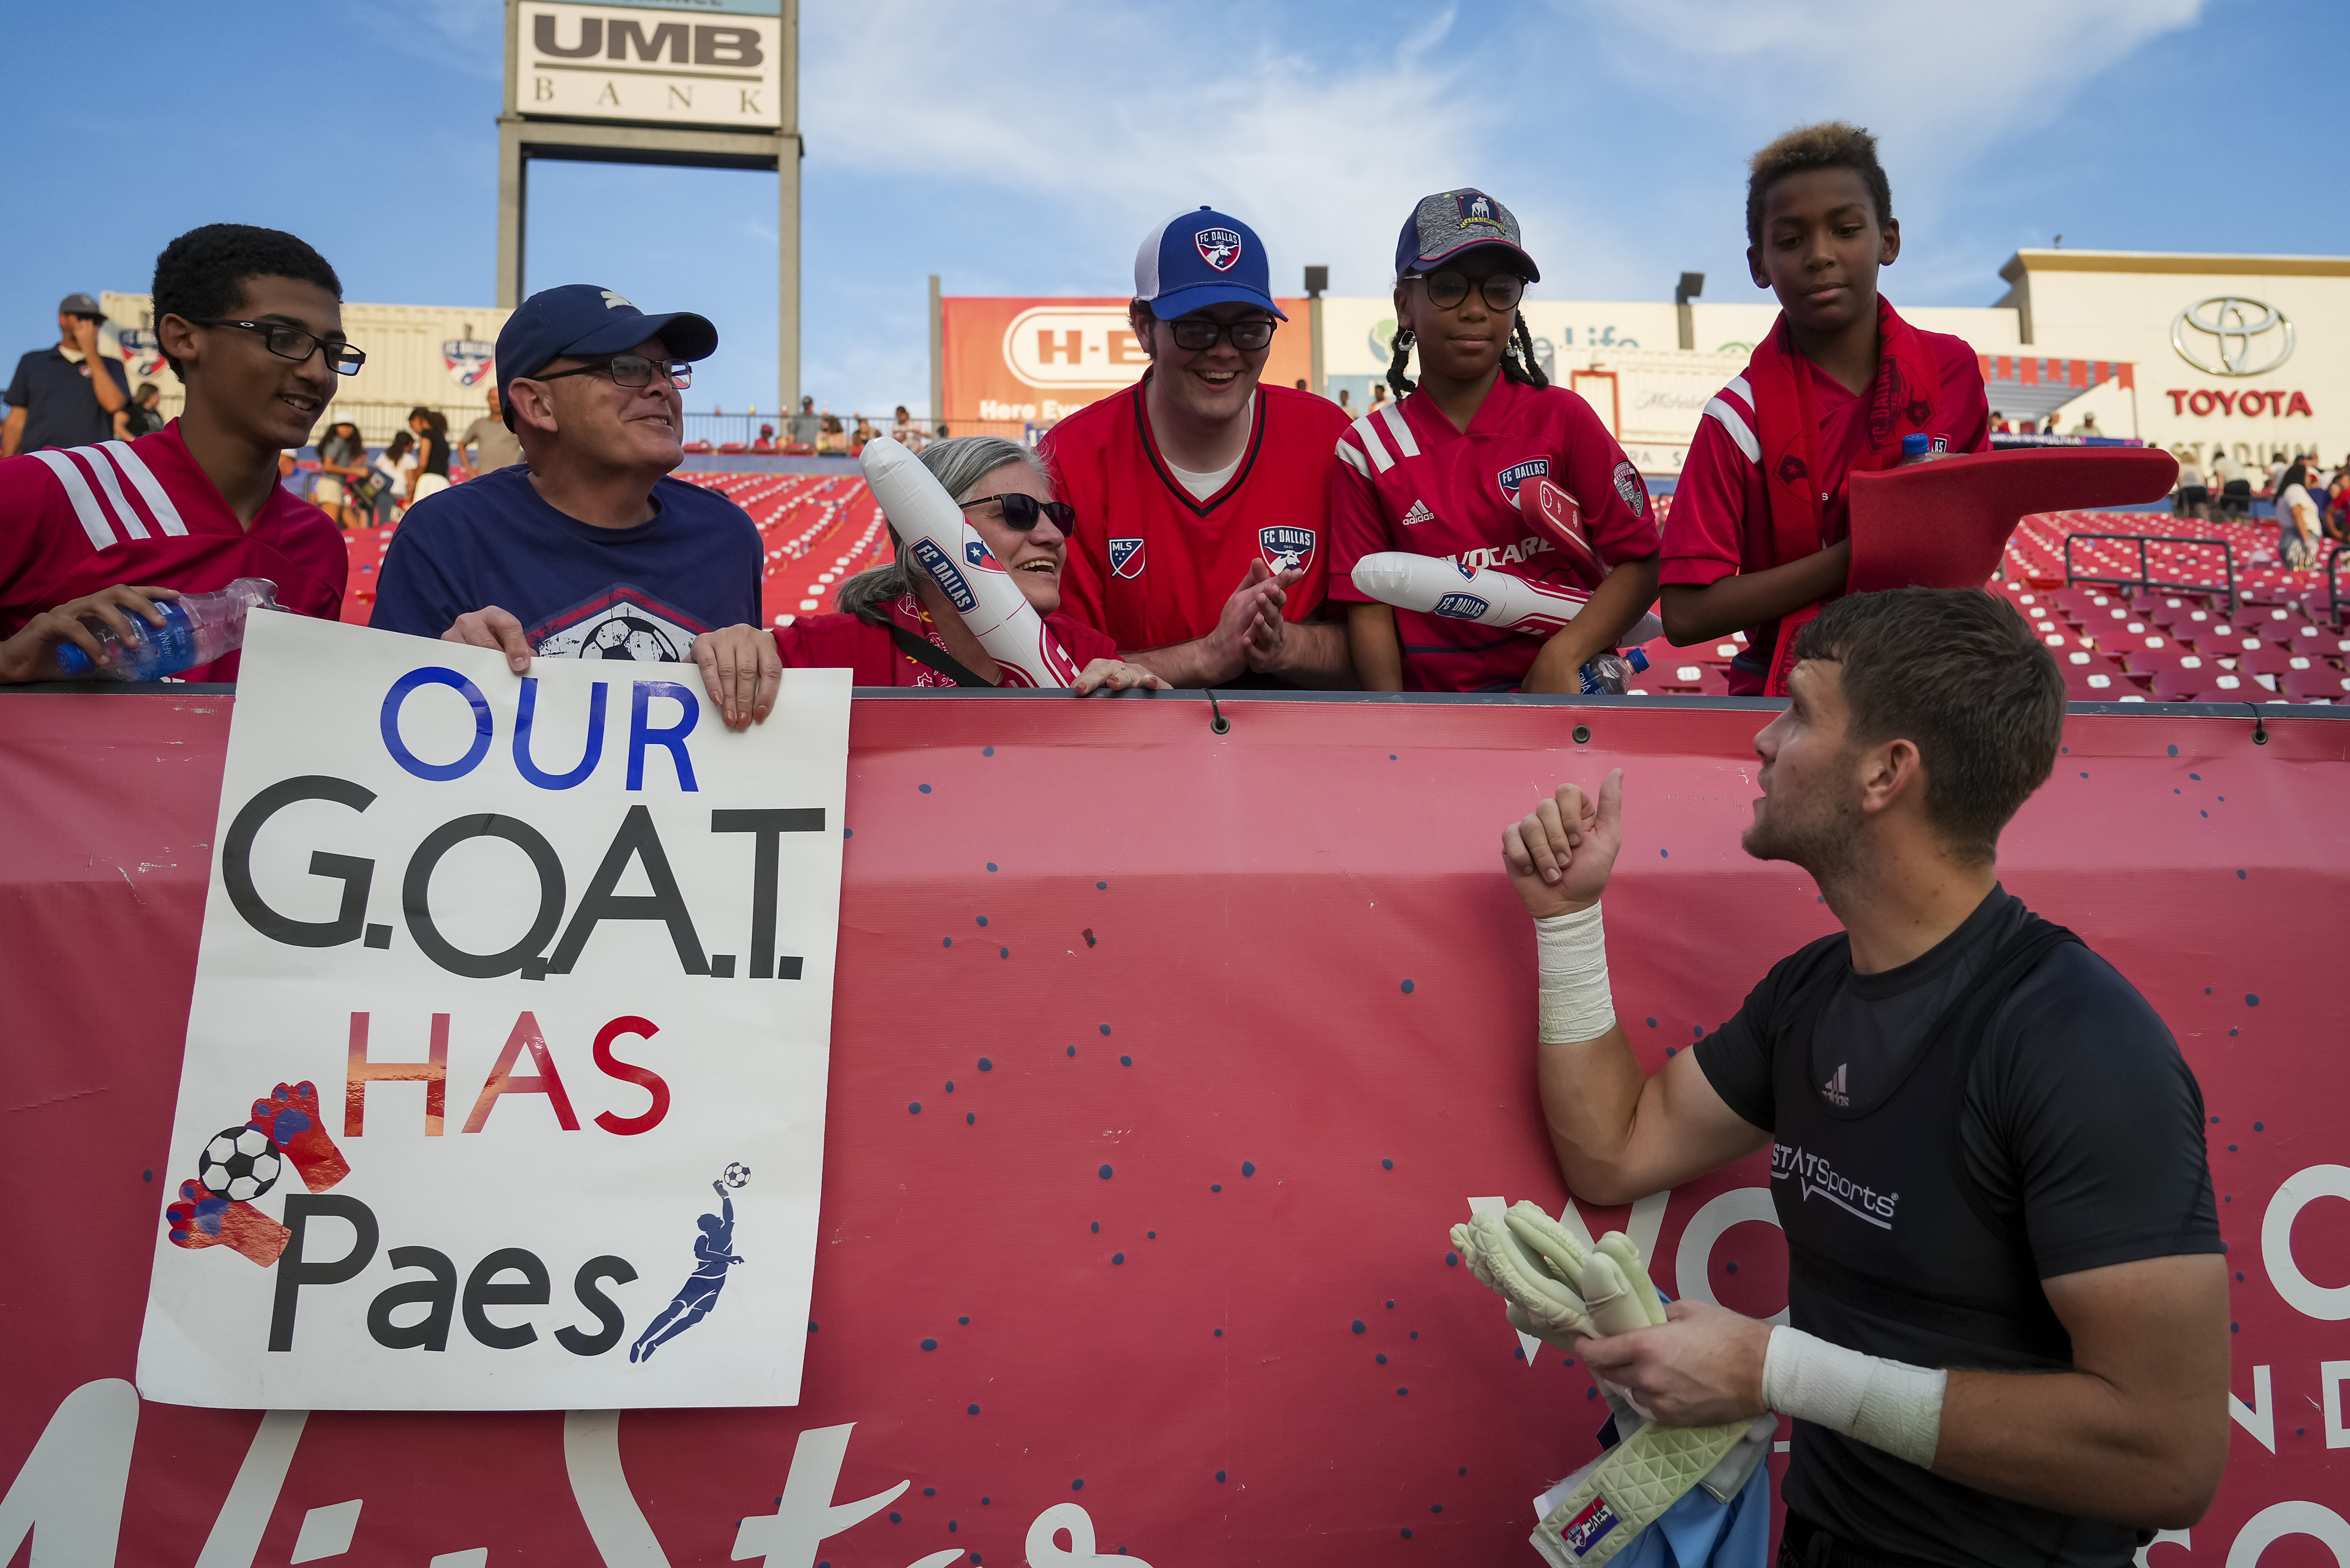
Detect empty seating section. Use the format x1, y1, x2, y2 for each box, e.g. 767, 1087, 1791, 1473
334, 473, 895, 633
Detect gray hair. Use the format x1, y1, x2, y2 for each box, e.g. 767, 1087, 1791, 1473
835, 436, 1056, 624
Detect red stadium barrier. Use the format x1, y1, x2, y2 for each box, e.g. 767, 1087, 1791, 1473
5, 689, 2347, 1565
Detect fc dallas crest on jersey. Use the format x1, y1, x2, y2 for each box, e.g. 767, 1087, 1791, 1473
1195, 227, 1243, 271
1259, 526, 1315, 574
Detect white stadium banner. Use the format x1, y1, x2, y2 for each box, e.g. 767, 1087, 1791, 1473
135, 614, 849, 1410
514, 1, 785, 130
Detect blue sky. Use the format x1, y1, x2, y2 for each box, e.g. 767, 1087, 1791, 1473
3, 0, 2340, 419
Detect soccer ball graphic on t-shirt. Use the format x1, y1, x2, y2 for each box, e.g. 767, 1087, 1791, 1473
531, 586, 712, 663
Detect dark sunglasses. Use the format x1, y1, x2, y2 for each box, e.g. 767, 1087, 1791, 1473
1411, 271, 1527, 312
1166, 316, 1276, 353
532, 353, 695, 390
958, 492, 1077, 536
189, 318, 367, 375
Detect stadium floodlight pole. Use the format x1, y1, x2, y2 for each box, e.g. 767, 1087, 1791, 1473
929, 274, 945, 437
1675, 271, 1705, 351
1305, 266, 1329, 398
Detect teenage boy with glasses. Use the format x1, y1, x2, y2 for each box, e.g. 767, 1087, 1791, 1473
0, 224, 353, 682
1041, 207, 1356, 687
371, 284, 779, 730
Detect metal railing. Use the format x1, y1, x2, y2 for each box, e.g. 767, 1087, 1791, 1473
2328, 543, 2347, 629
682, 412, 936, 453
2063, 532, 2238, 613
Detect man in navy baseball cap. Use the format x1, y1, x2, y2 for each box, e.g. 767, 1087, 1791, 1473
373, 283, 781, 730
1035, 207, 1356, 690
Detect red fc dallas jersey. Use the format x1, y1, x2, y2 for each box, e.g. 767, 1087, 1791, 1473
1327, 375, 1660, 692
1044, 378, 1353, 652
0, 422, 348, 680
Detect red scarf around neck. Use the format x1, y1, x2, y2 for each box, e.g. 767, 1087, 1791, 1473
1743, 296, 1943, 693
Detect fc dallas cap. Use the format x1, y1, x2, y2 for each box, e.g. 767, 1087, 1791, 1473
496, 283, 719, 419
1134, 207, 1287, 321
1394, 189, 1541, 282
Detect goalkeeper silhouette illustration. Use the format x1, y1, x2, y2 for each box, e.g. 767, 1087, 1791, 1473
630, 1168, 749, 1364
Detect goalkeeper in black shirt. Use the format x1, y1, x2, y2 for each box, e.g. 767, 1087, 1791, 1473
1499, 587, 2227, 1565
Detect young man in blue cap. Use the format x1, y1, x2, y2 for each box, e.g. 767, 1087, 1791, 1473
371, 283, 779, 729
1042, 207, 1355, 687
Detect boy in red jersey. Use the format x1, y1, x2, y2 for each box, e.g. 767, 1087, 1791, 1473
1660, 123, 1990, 694
1041, 207, 1355, 687
1329, 190, 1660, 692
0, 224, 352, 682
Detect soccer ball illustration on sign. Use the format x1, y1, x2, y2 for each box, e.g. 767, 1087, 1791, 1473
200, 1126, 282, 1202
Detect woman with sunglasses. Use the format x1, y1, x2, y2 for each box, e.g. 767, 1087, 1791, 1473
1328, 190, 1662, 694
777, 435, 1166, 694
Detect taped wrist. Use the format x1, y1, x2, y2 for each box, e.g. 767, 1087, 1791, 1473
1761, 1326, 1945, 1469
1535, 902, 1614, 1044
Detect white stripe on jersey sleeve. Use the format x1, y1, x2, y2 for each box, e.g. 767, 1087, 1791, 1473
29, 449, 119, 550
101, 441, 189, 536
1350, 414, 1395, 473
73, 444, 150, 540
1726, 376, 1753, 405
1703, 397, 1762, 464
1375, 401, 1419, 458
1334, 441, 1372, 480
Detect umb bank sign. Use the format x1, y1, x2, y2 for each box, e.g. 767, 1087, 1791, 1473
515, 0, 783, 130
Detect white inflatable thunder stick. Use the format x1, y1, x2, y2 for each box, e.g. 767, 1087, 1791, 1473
1351, 552, 1663, 647
859, 435, 1078, 688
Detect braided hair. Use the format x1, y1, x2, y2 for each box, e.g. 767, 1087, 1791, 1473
1386, 290, 1550, 400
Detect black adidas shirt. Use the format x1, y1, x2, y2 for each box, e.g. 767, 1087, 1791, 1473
1696, 886, 2221, 1567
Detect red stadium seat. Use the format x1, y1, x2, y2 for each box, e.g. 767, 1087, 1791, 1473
2145, 660, 2223, 702
2282, 665, 2350, 702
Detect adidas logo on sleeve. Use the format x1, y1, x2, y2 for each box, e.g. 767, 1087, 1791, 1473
1400, 499, 1434, 527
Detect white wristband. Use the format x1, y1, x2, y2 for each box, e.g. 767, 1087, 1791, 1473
1534, 902, 1615, 1044
1761, 1325, 1946, 1469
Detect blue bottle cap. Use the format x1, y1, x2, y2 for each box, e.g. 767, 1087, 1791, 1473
1901, 432, 1930, 456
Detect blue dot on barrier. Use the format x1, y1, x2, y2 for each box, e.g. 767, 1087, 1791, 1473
1091, 1221, 1099, 1233
2080, 772, 2088, 779
1402, 1528, 1413, 1539
976, 915, 988, 927
1099, 1024, 1112, 1036
1216, 1470, 1227, 1482
1445, 1252, 1458, 1266
1647, 1017, 1658, 1028
1459, 1468, 1468, 1476
1215, 1328, 1223, 1336
1396, 1387, 1409, 1396
1400, 978, 1415, 994
921, 1338, 937, 1351
978, 1057, 993, 1071
960, 1315, 971, 1324
969, 1403, 981, 1414
1242, 1161, 1255, 1177
919, 784, 931, 794
1352, 1320, 1366, 1334
1376, 1353, 1388, 1364
946, 1081, 955, 1092
924, 1488, 936, 1496
2238, 869, 2247, 879
1694, 1024, 1704, 1037
1382, 1158, 1394, 1169
909, 1102, 921, 1114
1096, 881, 1108, 889
942, 937, 952, 948
844, 828, 853, 838
1067, 1045, 1077, 1057
1211, 1183, 1222, 1192
1121, 1055, 1133, 1066
890, 1511, 902, 1523
1387, 1299, 1394, 1308
1431, 1505, 1442, 1513
2169, 745, 2180, 756
1660, 848, 1669, 858
2255, 1122, 2265, 1131
2230, 1144, 2238, 1151
966, 1112, 975, 1125
2247, 994, 2260, 1007
1099, 1164, 1113, 1179
1666, 1046, 1678, 1056
1112, 1252, 1125, 1264
1000, 947, 1009, 959
808, 1320, 819, 1332
983, 746, 994, 757
1072, 1479, 1084, 1491
2191, 772, 2201, 780
986, 862, 997, 872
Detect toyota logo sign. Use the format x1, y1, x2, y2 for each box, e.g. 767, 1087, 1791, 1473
2170, 295, 2295, 378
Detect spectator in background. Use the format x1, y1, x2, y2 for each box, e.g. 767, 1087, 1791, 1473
1990, 408, 2007, 434
370, 283, 774, 729
819, 408, 845, 454
2040, 411, 2060, 435
2277, 458, 2317, 569
370, 431, 411, 526
3, 294, 131, 457
753, 423, 777, 453
1334, 387, 1356, 418
787, 394, 821, 453
456, 382, 522, 477
121, 382, 168, 439
2174, 450, 2208, 520
778, 434, 1160, 693
406, 407, 451, 504
2075, 410, 2100, 438
1369, 382, 1390, 414
890, 404, 925, 449
314, 419, 368, 529
851, 413, 877, 451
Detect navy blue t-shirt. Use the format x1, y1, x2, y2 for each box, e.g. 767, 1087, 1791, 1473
6, 347, 131, 452
371, 467, 761, 663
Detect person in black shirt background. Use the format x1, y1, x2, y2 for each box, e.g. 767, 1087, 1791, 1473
1497, 586, 2226, 1565
2, 293, 131, 456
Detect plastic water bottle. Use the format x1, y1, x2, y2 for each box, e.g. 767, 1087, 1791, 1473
1898, 433, 1952, 465
53, 578, 281, 680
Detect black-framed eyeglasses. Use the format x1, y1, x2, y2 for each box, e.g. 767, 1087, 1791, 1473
958, 492, 1077, 536
530, 354, 695, 390
1410, 271, 1527, 312
1166, 316, 1277, 353
190, 318, 367, 375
